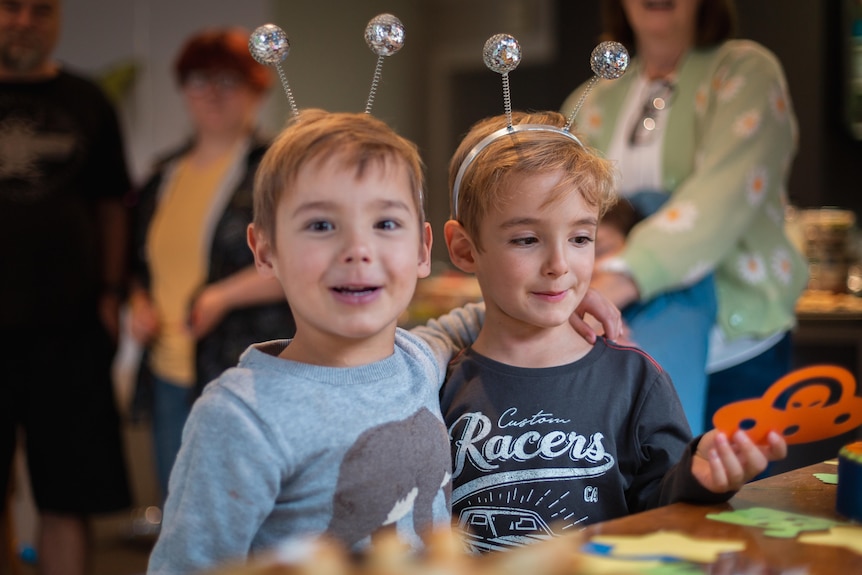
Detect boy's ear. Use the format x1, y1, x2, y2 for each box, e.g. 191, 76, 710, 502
247, 224, 277, 279
444, 219, 477, 273
417, 221, 433, 279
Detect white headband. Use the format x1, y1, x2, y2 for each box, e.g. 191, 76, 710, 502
451, 124, 585, 219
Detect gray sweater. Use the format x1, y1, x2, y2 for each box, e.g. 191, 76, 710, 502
147, 306, 483, 575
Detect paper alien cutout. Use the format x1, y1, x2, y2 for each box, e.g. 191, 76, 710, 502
712, 365, 862, 445
705, 507, 842, 538
813, 472, 839, 484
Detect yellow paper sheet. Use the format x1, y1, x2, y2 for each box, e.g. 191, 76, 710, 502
798, 525, 862, 555
589, 531, 745, 564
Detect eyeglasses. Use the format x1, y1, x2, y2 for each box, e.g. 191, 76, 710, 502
628, 80, 675, 146
183, 71, 243, 94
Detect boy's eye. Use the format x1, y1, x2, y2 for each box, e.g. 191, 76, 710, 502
571, 235, 594, 246
511, 236, 538, 246
376, 219, 401, 231
308, 220, 334, 232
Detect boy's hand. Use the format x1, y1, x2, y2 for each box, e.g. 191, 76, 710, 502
692, 430, 787, 493
572, 288, 624, 343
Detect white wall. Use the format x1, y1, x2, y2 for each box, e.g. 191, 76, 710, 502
269, 1, 426, 136
52, 0, 551, 257
54, 0, 432, 186
56, 0, 275, 182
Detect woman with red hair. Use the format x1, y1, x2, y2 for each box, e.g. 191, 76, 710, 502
128, 27, 295, 501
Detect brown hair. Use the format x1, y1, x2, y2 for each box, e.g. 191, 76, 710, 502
600, 0, 737, 52
448, 111, 617, 252
174, 27, 272, 93
253, 109, 426, 243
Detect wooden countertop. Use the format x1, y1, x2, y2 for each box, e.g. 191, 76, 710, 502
580, 460, 858, 574
795, 290, 862, 320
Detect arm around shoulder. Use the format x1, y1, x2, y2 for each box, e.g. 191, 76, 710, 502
410, 302, 485, 370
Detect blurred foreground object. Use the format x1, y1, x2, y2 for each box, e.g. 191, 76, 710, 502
200, 527, 584, 575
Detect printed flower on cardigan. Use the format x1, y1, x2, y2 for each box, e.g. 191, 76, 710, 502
653, 200, 698, 232
738, 252, 767, 284
733, 109, 762, 138
583, 105, 603, 137
746, 166, 769, 205
770, 83, 790, 121
695, 83, 709, 116
717, 74, 744, 103
771, 248, 795, 285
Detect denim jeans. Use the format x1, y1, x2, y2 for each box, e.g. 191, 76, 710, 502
623, 274, 717, 435
151, 374, 194, 501
620, 189, 717, 435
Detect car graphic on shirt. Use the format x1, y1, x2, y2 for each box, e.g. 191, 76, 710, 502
457, 506, 555, 553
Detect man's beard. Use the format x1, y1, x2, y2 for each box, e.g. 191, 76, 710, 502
0, 41, 47, 73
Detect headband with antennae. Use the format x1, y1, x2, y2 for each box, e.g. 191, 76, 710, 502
363, 14, 405, 114
248, 14, 406, 118
451, 36, 629, 220
248, 23, 298, 117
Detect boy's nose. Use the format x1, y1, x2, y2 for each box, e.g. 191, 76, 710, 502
543, 245, 568, 277
344, 252, 371, 263
342, 235, 372, 263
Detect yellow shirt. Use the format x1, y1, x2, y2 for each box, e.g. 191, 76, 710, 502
147, 152, 233, 385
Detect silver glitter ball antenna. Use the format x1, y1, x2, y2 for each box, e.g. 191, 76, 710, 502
249, 23, 290, 65
365, 13, 405, 57
483, 33, 521, 74
590, 41, 629, 80
564, 41, 629, 131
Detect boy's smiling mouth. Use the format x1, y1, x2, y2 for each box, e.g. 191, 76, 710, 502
332, 285, 380, 297
533, 290, 569, 302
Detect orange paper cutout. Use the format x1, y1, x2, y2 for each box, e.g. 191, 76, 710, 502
712, 365, 862, 445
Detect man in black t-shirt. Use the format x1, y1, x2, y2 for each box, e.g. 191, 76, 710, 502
0, 1, 132, 573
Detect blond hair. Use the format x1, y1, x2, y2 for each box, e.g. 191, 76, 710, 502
448, 110, 617, 251
253, 109, 426, 243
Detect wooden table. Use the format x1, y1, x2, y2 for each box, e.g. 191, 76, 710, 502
580, 460, 859, 574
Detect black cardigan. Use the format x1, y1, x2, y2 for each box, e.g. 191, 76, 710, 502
129, 135, 295, 411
